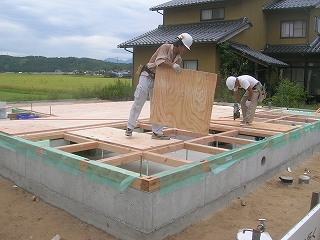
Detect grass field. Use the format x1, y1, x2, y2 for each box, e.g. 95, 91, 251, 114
0, 73, 133, 102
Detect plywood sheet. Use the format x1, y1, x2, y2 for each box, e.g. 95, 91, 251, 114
150, 67, 217, 135
0, 101, 148, 135
70, 126, 182, 151
211, 118, 297, 133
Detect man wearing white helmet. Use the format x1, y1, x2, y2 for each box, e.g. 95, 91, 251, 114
125, 33, 193, 139
226, 75, 262, 126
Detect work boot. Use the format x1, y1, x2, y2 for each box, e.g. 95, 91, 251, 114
240, 120, 249, 126
151, 132, 170, 140
125, 128, 133, 136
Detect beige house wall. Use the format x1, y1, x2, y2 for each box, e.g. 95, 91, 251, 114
163, 1, 244, 25
162, 0, 271, 52
265, 10, 315, 45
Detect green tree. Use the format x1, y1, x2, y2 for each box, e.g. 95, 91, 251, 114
270, 78, 306, 108
215, 42, 255, 102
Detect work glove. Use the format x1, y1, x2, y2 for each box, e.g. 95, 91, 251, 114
245, 100, 251, 107
172, 63, 181, 74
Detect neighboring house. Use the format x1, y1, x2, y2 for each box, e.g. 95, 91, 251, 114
118, 0, 320, 98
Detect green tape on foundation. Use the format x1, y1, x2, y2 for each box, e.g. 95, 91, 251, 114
85, 161, 139, 191
268, 134, 287, 150
0, 133, 39, 160
207, 140, 268, 174
288, 128, 302, 142
40, 148, 82, 175
314, 121, 320, 131
301, 124, 314, 133
156, 161, 204, 196
0, 132, 84, 175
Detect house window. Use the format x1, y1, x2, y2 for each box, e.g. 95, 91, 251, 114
282, 62, 305, 87
315, 16, 320, 34
182, 60, 198, 70
281, 20, 306, 38
201, 8, 224, 21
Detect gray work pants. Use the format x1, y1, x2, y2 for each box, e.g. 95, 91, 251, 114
127, 75, 163, 134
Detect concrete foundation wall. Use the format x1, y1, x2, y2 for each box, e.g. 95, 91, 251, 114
0, 123, 320, 240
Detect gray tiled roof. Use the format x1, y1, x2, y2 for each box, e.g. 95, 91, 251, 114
151, 0, 320, 11
308, 35, 320, 53
263, 0, 320, 10
262, 35, 320, 54
150, 0, 227, 11
118, 18, 252, 48
228, 41, 289, 67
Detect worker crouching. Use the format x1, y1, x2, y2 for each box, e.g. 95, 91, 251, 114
226, 75, 262, 126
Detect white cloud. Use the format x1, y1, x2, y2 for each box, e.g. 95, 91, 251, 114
0, 0, 165, 60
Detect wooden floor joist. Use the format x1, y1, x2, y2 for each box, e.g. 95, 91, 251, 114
98, 152, 142, 166
56, 141, 99, 153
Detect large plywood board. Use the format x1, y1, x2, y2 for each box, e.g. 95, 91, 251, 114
150, 67, 217, 135
70, 126, 182, 151
211, 118, 297, 133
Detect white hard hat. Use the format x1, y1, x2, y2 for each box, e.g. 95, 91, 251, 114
226, 76, 236, 90
178, 33, 193, 50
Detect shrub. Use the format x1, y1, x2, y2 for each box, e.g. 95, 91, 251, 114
269, 78, 306, 108
94, 79, 133, 101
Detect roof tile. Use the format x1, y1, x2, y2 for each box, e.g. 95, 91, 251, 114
118, 18, 252, 48
262, 35, 320, 54
263, 0, 320, 10
228, 41, 289, 67
150, 0, 227, 11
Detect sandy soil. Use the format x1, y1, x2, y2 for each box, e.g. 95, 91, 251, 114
1, 100, 320, 240
0, 152, 319, 240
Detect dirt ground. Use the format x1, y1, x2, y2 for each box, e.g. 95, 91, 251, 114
1, 100, 320, 240
0, 152, 319, 240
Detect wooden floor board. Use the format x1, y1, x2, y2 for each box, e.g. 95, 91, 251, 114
69, 126, 182, 151
0, 101, 311, 156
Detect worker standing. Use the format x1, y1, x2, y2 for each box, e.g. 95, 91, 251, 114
125, 33, 193, 139
226, 75, 262, 126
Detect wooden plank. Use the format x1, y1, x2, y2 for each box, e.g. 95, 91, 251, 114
63, 133, 94, 143
131, 175, 160, 192
184, 142, 228, 154
149, 142, 185, 154
210, 123, 280, 137
174, 129, 207, 138
18, 131, 65, 141
143, 152, 191, 167
215, 130, 239, 137
97, 142, 135, 154
254, 113, 283, 119
187, 135, 215, 145
69, 126, 183, 151
56, 141, 99, 153
211, 119, 296, 133
238, 129, 279, 138
98, 152, 142, 166
214, 135, 255, 145
150, 67, 217, 135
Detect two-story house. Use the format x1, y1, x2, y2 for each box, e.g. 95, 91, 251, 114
118, 0, 320, 99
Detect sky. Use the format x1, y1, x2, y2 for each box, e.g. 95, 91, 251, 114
0, 0, 166, 61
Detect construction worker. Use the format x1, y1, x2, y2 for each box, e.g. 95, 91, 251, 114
226, 75, 262, 126
125, 33, 193, 139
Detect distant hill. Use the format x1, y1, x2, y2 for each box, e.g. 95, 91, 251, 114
104, 58, 132, 64
0, 55, 132, 73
